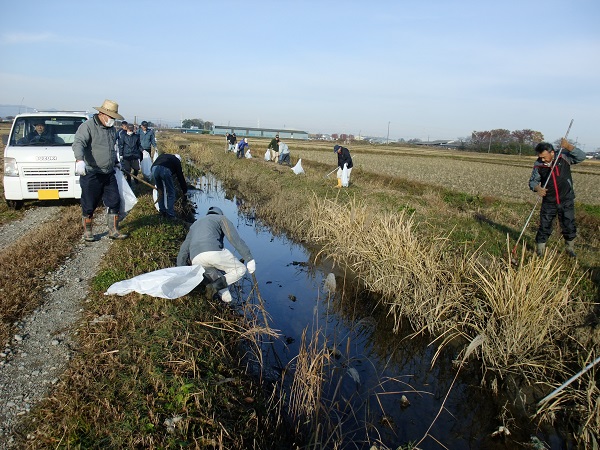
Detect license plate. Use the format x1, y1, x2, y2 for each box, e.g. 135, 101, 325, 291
38, 190, 60, 200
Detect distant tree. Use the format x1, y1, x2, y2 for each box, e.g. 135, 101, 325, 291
331, 133, 339, 140
348, 134, 355, 141
340, 133, 348, 141
203, 121, 213, 131
6, 115, 15, 120
407, 138, 421, 144
182, 118, 204, 129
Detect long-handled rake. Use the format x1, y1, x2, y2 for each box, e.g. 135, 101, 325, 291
510, 119, 574, 261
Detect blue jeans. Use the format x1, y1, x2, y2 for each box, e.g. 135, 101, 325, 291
152, 165, 175, 217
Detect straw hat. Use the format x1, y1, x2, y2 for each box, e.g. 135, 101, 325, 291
94, 99, 124, 120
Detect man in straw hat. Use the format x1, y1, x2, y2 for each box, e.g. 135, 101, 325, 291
73, 99, 128, 241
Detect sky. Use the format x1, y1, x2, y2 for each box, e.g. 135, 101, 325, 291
1, 0, 599, 150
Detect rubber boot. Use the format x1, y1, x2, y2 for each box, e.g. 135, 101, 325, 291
565, 240, 576, 258
82, 215, 96, 242
107, 211, 128, 240
206, 275, 228, 300
336, 178, 342, 188
536, 242, 546, 257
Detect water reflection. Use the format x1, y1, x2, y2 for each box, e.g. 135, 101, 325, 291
186, 174, 557, 449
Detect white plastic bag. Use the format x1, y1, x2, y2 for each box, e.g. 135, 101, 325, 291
292, 159, 304, 175
115, 169, 138, 219
105, 264, 205, 299
245, 149, 252, 158
264, 149, 270, 161
341, 163, 349, 187
153, 183, 168, 212
140, 150, 152, 181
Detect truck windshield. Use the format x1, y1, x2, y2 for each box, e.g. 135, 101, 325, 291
10, 116, 87, 147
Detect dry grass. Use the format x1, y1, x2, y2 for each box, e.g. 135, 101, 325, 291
463, 245, 582, 378
0, 205, 82, 345
304, 195, 468, 336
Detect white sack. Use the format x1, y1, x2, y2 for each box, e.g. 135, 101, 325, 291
141, 150, 152, 181
341, 163, 349, 187
105, 264, 205, 299
264, 149, 270, 161
153, 184, 168, 212
292, 159, 304, 175
245, 149, 252, 158
115, 169, 138, 219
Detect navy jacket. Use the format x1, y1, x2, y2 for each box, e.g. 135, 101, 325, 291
152, 154, 187, 193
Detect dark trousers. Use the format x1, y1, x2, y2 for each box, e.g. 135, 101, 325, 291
122, 159, 140, 183
535, 198, 577, 243
80, 171, 120, 217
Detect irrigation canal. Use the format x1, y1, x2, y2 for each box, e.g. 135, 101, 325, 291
186, 174, 565, 450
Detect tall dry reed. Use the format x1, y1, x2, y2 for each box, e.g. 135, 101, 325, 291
463, 245, 581, 379
305, 195, 467, 335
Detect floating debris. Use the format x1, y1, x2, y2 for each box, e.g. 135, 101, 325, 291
400, 395, 411, 408
347, 367, 361, 385
324, 273, 336, 293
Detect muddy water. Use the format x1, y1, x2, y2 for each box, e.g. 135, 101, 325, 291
187, 175, 563, 450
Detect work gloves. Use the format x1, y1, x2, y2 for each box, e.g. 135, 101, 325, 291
560, 138, 574, 152
75, 160, 86, 176
246, 259, 256, 274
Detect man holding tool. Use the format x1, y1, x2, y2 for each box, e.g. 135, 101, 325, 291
529, 138, 586, 257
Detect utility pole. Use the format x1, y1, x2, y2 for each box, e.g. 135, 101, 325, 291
387, 121, 390, 144
487, 131, 493, 153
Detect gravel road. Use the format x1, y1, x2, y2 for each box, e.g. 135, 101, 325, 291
0, 207, 113, 448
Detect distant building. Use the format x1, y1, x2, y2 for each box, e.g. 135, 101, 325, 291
213, 125, 309, 140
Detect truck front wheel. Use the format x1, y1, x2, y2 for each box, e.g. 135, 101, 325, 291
6, 199, 24, 210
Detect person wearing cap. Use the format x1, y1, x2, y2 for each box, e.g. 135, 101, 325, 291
24, 119, 56, 144
237, 137, 249, 159
227, 132, 237, 152
118, 123, 143, 187
137, 120, 158, 158
268, 134, 280, 162
176, 206, 256, 303
73, 99, 128, 241
151, 152, 188, 218
333, 144, 353, 188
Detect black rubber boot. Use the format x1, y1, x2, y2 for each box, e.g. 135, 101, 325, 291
565, 240, 576, 258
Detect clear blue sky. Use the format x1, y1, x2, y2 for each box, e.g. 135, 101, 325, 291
1, 0, 599, 150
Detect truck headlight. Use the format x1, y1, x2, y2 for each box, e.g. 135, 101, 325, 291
4, 157, 19, 177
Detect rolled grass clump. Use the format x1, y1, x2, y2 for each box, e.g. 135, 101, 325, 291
463, 246, 582, 379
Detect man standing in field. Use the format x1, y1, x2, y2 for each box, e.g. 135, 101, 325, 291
73, 99, 128, 241
176, 206, 256, 303
268, 134, 280, 162
529, 138, 586, 257
138, 120, 158, 158
334, 144, 353, 187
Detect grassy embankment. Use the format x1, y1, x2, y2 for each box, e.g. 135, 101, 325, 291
179, 134, 599, 447
2, 139, 292, 448
2, 131, 598, 447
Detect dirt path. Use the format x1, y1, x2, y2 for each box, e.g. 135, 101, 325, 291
0, 209, 112, 448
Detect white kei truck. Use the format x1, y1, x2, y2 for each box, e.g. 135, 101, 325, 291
3, 111, 90, 209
